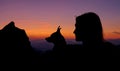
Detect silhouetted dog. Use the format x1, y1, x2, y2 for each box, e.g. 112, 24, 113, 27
45, 26, 66, 51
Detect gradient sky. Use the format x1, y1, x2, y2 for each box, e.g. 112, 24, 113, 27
0, 0, 120, 39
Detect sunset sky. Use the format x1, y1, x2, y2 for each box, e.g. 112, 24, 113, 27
0, 0, 120, 40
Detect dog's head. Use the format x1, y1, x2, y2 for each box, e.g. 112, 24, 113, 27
45, 26, 66, 45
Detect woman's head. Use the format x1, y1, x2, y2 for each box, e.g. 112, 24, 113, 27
74, 12, 104, 44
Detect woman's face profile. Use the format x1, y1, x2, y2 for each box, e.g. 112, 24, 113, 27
74, 20, 85, 41
74, 12, 103, 43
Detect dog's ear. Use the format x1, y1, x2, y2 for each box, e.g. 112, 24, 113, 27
56, 26, 61, 33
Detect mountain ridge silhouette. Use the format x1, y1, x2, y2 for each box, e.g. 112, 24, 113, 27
0, 21, 35, 66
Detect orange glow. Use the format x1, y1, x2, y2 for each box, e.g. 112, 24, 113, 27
0, 0, 120, 42
0, 20, 120, 40
104, 32, 120, 39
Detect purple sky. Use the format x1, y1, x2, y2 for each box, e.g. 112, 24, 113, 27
0, 0, 120, 39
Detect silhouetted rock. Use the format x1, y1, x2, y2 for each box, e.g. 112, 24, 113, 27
1, 21, 31, 48
0, 21, 34, 65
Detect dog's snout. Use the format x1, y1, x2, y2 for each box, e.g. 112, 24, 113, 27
45, 37, 49, 40
45, 37, 52, 42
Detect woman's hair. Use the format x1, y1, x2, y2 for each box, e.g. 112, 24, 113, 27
76, 12, 104, 43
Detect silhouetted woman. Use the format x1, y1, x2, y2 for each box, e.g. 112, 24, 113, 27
73, 12, 117, 56
74, 12, 104, 48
